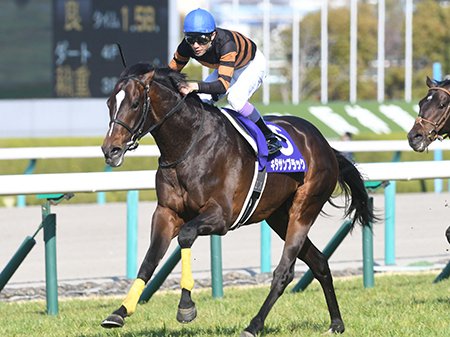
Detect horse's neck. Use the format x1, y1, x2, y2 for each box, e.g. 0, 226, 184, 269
152, 94, 211, 165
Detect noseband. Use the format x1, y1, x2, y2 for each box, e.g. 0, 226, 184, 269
414, 86, 450, 141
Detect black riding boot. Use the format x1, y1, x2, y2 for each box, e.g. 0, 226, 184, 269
255, 118, 282, 155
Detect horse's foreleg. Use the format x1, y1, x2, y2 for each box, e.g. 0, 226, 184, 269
176, 202, 228, 323
101, 207, 180, 329
299, 237, 344, 333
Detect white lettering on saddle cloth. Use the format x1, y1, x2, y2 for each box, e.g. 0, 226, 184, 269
267, 124, 307, 173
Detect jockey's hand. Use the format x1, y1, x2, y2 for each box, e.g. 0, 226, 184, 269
179, 82, 199, 96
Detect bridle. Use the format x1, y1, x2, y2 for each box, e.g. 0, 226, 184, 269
109, 76, 153, 151
414, 86, 450, 141
109, 76, 188, 151
108, 75, 205, 168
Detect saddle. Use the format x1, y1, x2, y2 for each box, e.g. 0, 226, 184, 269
220, 108, 307, 230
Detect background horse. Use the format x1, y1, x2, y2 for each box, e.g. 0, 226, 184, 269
407, 76, 450, 152
100, 62, 374, 336
408, 76, 450, 245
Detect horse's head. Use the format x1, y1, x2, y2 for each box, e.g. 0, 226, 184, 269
407, 77, 450, 152
101, 63, 188, 167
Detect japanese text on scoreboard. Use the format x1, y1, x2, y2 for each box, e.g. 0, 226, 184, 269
52, 0, 168, 97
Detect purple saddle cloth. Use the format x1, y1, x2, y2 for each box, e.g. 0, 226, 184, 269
223, 109, 307, 173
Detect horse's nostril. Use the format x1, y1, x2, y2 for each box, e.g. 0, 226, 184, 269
110, 147, 122, 157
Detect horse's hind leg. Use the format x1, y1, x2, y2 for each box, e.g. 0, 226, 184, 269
299, 237, 344, 333
263, 208, 344, 334
241, 187, 329, 337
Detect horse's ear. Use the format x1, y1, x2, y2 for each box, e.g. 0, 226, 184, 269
426, 76, 435, 88
119, 68, 128, 78
141, 70, 155, 84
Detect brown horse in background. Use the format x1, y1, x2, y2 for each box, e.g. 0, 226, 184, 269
408, 76, 450, 152
408, 76, 450, 244
100, 62, 373, 336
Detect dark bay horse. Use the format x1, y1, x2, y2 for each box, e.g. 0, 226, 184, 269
408, 76, 450, 245
100, 62, 373, 336
408, 76, 450, 152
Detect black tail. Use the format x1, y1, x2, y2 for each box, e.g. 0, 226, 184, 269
332, 149, 375, 228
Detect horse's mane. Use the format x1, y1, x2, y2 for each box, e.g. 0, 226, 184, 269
124, 62, 188, 93
436, 78, 450, 88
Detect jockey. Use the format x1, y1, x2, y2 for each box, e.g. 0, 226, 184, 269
169, 8, 282, 155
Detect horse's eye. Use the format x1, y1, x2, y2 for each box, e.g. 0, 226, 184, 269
131, 101, 139, 109
440, 103, 446, 109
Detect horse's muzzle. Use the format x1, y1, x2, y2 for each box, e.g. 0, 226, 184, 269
407, 131, 428, 152
102, 145, 125, 167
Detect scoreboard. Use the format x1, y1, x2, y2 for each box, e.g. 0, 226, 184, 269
52, 0, 169, 98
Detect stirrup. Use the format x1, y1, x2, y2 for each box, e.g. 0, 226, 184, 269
266, 134, 282, 155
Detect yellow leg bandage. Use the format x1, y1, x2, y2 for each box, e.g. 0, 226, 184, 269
180, 248, 194, 291
122, 278, 145, 316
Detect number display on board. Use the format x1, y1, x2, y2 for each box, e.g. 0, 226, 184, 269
52, 0, 168, 98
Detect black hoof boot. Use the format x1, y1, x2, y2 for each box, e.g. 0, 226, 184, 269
101, 305, 127, 328
176, 288, 197, 324
266, 133, 282, 155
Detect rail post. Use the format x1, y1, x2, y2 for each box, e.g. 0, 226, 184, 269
41, 200, 59, 315
17, 159, 36, 207
433, 62, 443, 194
384, 180, 396, 265
261, 221, 271, 273
363, 197, 374, 288
97, 165, 113, 205
210, 235, 223, 298
126, 190, 139, 279
37, 193, 73, 315
0, 236, 36, 292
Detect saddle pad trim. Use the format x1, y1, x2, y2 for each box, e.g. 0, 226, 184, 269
230, 161, 267, 231
221, 108, 258, 155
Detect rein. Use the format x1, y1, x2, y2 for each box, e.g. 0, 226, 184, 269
158, 103, 206, 169
414, 86, 450, 141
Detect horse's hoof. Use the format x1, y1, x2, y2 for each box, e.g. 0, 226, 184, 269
323, 327, 343, 335
239, 331, 255, 337
176, 306, 197, 323
101, 314, 125, 328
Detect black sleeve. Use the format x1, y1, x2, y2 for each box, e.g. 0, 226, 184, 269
197, 81, 227, 95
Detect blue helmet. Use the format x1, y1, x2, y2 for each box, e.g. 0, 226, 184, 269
183, 8, 216, 34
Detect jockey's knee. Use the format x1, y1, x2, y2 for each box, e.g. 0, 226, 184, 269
227, 93, 247, 113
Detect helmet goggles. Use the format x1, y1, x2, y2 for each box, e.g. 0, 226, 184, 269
185, 33, 212, 46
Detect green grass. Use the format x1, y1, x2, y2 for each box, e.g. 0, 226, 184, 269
0, 272, 449, 336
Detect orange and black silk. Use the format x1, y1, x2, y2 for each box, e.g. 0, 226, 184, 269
169, 28, 256, 95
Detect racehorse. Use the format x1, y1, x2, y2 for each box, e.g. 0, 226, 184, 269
408, 76, 450, 245
407, 76, 450, 152
100, 62, 374, 336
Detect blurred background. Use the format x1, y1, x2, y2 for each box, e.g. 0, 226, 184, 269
1, 0, 445, 102
1, 0, 450, 202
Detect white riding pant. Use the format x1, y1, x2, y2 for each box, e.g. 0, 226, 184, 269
199, 49, 267, 112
